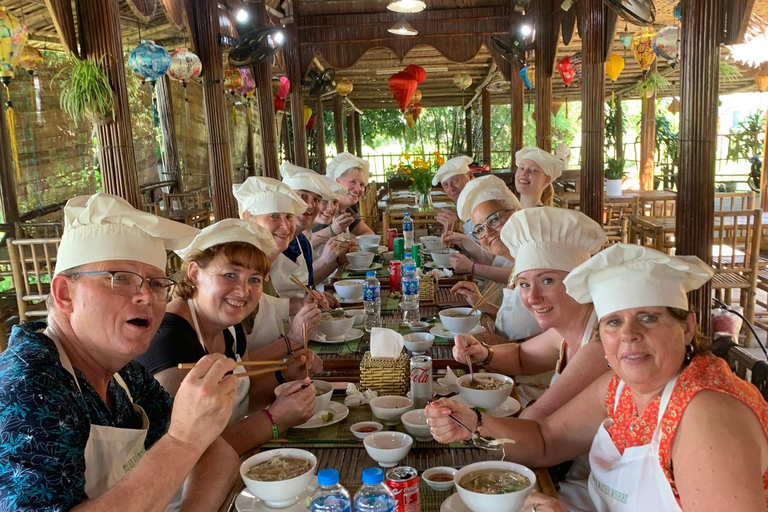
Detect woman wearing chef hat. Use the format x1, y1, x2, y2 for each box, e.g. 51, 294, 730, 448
326, 152, 375, 236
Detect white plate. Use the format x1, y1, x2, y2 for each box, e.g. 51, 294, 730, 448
235, 479, 317, 512
293, 402, 350, 429
429, 324, 485, 340
312, 327, 364, 343
334, 295, 363, 304
347, 263, 383, 272
389, 204, 411, 210
451, 395, 521, 417
440, 493, 471, 512
425, 261, 452, 270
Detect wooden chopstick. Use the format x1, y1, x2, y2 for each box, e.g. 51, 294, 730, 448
303, 324, 309, 381
177, 360, 284, 370
238, 365, 288, 378
290, 274, 331, 312
466, 282, 500, 317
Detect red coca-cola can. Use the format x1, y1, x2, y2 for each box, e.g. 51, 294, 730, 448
387, 228, 398, 251
389, 261, 402, 292
385, 466, 421, 512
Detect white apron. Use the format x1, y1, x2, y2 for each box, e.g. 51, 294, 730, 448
586, 377, 681, 512
550, 311, 597, 386
188, 300, 250, 425
270, 248, 310, 299
246, 293, 291, 351
45, 328, 149, 500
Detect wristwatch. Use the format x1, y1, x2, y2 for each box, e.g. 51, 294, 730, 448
480, 342, 494, 366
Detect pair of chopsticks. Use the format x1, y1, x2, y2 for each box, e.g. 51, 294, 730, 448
466, 282, 500, 317
289, 274, 331, 312
442, 220, 456, 252
177, 360, 288, 379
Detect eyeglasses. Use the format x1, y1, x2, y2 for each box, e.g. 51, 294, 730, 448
71, 271, 176, 302
471, 209, 516, 240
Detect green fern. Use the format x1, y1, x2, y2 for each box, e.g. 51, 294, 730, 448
54, 55, 115, 127
719, 61, 743, 82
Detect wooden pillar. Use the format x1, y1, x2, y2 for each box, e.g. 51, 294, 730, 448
315, 96, 326, 174
155, 75, 180, 187
677, 0, 722, 335
186, 0, 237, 219
76, 0, 140, 207
333, 95, 345, 153
252, 2, 279, 179
579, 0, 608, 224
353, 111, 363, 157
245, 100, 256, 178
482, 86, 491, 166
0, 86, 19, 224
282, 114, 293, 162
534, 0, 556, 153
465, 107, 473, 156
346, 113, 356, 157
639, 62, 656, 191
284, 22, 308, 167
615, 97, 625, 162
510, 64, 524, 156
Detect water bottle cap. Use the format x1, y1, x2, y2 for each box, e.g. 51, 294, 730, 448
366, 271, 376, 277
361, 467, 384, 485
317, 468, 339, 486
403, 265, 416, 272
405, 253, 412, 258
404, 212, 410, 217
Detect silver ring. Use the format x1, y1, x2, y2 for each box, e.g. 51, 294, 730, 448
426, 418, 431, 426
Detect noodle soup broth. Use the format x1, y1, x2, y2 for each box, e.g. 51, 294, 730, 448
456, 373, 514, 410
455, 461, 536, 512
239, 449, 318, 508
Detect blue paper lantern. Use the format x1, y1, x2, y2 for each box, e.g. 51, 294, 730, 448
128, 40, 171, 83
520, 66, 532, 90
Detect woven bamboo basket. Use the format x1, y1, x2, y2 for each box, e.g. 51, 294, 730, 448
359, 351, 409, 396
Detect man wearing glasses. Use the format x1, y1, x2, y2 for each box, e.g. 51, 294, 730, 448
0, 194, 239, 512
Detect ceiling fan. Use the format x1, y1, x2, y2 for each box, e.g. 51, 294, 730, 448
303, 69, 336, 97
491, 35, 532, 67
228, 27, 285, 68
603, 0, 656, 26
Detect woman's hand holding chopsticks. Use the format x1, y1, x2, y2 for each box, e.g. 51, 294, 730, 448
284, 349, 324, 381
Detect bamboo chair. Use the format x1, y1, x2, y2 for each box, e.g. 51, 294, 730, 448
715, 191, 755, 212
713, 336, 768, 401
162, 192, 202, 211
142, 202, 161, 215
188, 210, 211, 229
7, 238, 61, 323
14, 221, 64, 240
602, 201, 637, 247
640, 197, 676, 217
626, 215, 667, 252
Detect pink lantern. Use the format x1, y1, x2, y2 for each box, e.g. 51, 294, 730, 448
168, 47, 202, 86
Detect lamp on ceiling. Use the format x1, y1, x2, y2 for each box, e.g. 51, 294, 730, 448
388, 19, 418, 36
387, 0, 426, 13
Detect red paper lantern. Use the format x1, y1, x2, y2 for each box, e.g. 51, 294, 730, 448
389, 71, 418, 110
306, 114, 316, 131
557, 56, 575, 88
274, 97, 286, 112
409, 103, 423, 121
403, 64, 426, 84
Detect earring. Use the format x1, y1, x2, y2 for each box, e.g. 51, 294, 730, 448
684, 343, 694, 363
605, 355, 611, 369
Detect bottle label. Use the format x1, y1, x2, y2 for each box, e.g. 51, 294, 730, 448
402, 278, 419, 296
364, 285, 380, 301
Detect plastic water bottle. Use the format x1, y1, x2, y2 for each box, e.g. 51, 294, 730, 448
353, 468, 396, 512
364, 271, 381, 332
401, 254, 420, 325
402, 213, 414, 250
309, 469, 351, 512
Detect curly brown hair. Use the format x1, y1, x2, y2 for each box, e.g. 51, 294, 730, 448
173, 242, 271, 300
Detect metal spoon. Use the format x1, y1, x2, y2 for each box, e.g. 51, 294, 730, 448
461, 336, 475, 385
447, 414, 502, 452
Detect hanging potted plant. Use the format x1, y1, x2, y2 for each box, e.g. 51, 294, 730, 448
55, 55, 115, 126
605, 158, 627, 196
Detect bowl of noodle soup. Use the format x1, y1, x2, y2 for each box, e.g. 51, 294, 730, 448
456, 373, 514, 410
454, 461, 536, 512
240, 449, 318, 508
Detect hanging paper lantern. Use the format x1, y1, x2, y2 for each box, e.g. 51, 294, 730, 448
653, 26, 680, 68
17, 45, 42, 75
237, 68, 255, 96
557, 56, 575, 87
570, 52, 583, 83
755, 69, 768, 92
668, 97, 680, 114
303, 106, 313, 126
277, 76, 290, 99
520, 66, 532, 89
453, 72, 472, 91
409, 103, 423, 121
605, 55, 625, 82
552, 98, 564, 116
413, 89, 422, 104
403, 110, 415, 129
304, 106, 316, 131
306, 114, 316, 132
674, 3, 681, 19
335, 78, 353, 97
631, 30, 657, 74
168, 47, 202, 86
389, 70, 417, 110
128, 40, 171, 84
224, 65, 243, 94
403, 64, 426, 84
620, 32, 632, 50
0, 8, 28, 85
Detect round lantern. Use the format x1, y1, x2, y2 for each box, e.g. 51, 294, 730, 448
237, 68, 255, 96
631, 30, 657, 74
17, 45, 42, 75
404, 64, 426, 84
409, 102, 423, 121
453, 72, 472, 91
520, 66, 533, 89
570, 52, 583, 83
403, 110, 415, 129
557, 56, 575, 87
0, 8, 28, 85
653, 26, 679, 68
128, 40, 171, 84
224, 65, 243, 95
168, 47, 202, 86
389, 70, 417, 110
605, 55, 625, 82
335, 78, 353, 97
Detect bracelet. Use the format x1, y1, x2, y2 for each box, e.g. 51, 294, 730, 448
262, 409, 279, 439
470, 407, 483, 430
480, 343, 494, 366
280, 334, 294, 356
328, 224, 336, 236
275, 369, 287, 385
472, 261, 480, 274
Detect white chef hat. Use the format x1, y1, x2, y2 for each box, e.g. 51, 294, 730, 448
515, 147, 565, 180
564, 244, 714, 319
280, 162, 335, 200
326, 152, 370, 183
175, 218, 276, 260
232, 177, 308, 217
456, 175, 521, 222
325, 176, 348, 199
432, 156, 473, 186
55, 193, 199, 275
501, 207, 606, 279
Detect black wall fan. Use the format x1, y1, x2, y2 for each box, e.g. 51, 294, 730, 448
491, 35, 531, 68
603, 0, 655, 26
229, 27, 284, 68
303, 69, 336, 97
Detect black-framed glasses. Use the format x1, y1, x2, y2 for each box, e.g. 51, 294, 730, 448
471, 209, 516, 240
71, 271, 176, 302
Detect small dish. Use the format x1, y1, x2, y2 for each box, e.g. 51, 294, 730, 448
408, 321, 431, 332
403, 332, 435, 354
423, 467, 457, 492
350, 421, 384, 439
363, 431, 413, 467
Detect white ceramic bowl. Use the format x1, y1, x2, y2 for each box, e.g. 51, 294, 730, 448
356, 234, 382, 246
347, 309, 366, 326
346, 251, 375, 269
382, 251, 395, 262
420, 236, 443, 252
318, 313, 355, 339
334, 279, 364, 300
363, 432, 413, 467
454, 461, 536, 512
275, 379, 333, 413
431, 249, 458, 267
350, 421, 384, 439
403, 332, 435, 354
439, 307, 481, 335
401, 409, 432, 442
422, 467, 457, 492
456, 373, 514, 410
408, 321, 431, 332
359, 243, 380, 253
369, 395, 413, 426
240, 449, 318, 508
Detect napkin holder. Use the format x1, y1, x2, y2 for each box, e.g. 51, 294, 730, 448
360, 351, 409, 396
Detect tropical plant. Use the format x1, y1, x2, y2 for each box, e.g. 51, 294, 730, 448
640, 71, 671, 98
605, 158, 628, 180
55, 55, 115, 126
719, 61, 743, 83
727, 109, 766, 162
386, 152, 444, 192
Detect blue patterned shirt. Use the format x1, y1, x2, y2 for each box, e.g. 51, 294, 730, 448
0, 322, 173, 511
